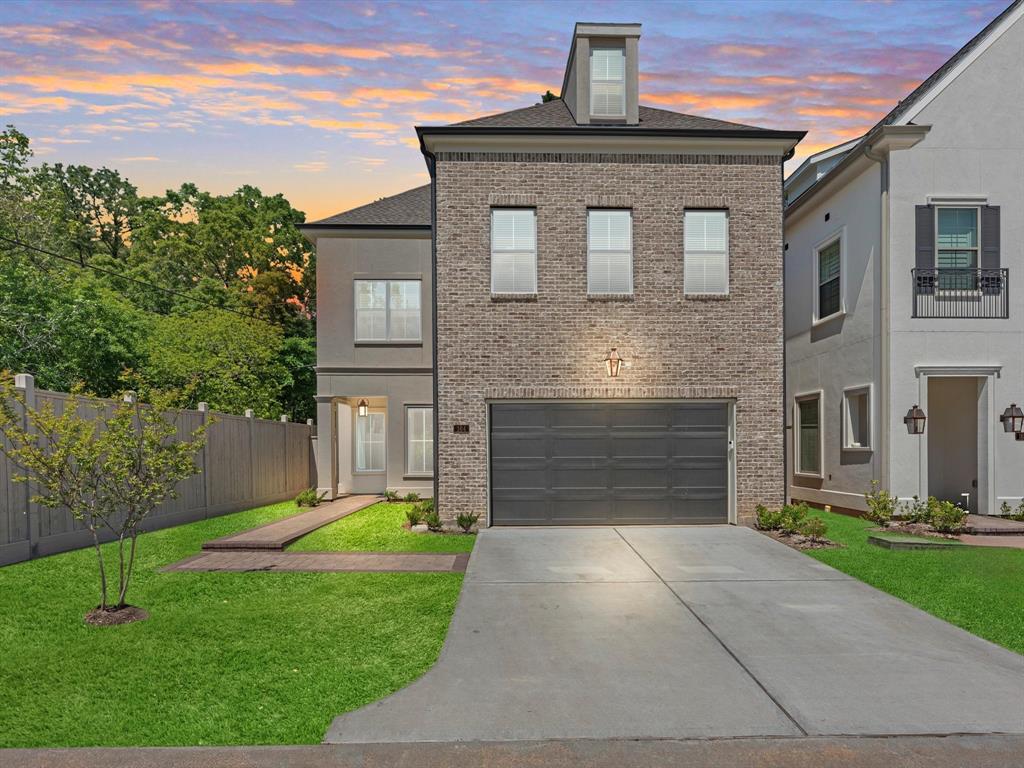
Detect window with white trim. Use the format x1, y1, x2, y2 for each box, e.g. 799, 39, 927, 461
842, 386, 871, 450
406, 406, 433, 476
355, 412, 385, 472
815, 237, 842, 320
795, 393, 822, 476
354, 280, 421, 342
491, 209, 537, 294
590, 46, 626, 118
587, 209, 632, 294
683, 210, 729, 295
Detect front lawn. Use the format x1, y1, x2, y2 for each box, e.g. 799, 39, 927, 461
287, 501, 476, 553
0, 501, 467, 747
805, 509, 1024, 655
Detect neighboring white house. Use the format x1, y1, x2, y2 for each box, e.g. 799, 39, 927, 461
784, 0, 1024, 515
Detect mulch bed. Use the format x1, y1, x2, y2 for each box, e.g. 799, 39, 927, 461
84, 605, 149, 626
877, 521, 961, 539
762, 530, 841, 551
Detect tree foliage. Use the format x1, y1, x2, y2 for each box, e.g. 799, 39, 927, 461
0, 377, 205, 614
0, 125, 317, 419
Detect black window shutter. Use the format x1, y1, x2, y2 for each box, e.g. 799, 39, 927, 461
915, 204, 935, 295
981, 205, 1001, 295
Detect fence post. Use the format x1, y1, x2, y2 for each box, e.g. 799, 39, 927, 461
198, 403, 211, 516
14, 373, 36, 557
245, 409, 256, 505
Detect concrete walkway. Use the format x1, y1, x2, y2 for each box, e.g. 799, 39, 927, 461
6, 735, 1024, 768
163, 550, 470, 573
325, 526, 1024, 744
201, 495, 379, 551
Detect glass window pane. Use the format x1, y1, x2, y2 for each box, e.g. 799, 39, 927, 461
356, 413, 385, 472
818, 240, 840, 284
406, 407, 433, 475
684, 211, 727, 252
798, 399, 820, 474
819, 278, 841, 318
937, 208, 977, 250
588, 210, 631, 251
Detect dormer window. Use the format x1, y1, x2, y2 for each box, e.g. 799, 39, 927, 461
590, 46, 626, 118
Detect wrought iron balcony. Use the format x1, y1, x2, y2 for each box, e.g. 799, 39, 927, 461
912, 268, 1009, 319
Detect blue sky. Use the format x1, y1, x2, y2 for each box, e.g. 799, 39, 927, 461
0, 0, 1008, 219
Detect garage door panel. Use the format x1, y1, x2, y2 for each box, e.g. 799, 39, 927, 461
490, 402, 729, 525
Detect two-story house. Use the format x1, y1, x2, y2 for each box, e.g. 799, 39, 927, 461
305, 22, 804, 526
784, 1, 1024, 516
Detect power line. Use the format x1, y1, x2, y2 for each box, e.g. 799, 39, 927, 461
0, 233, 272, 323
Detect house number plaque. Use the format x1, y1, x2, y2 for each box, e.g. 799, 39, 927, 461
453, 424, 470, 434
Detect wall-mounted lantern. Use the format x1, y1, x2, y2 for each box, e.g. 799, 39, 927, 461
357, 399, 369, 418
1016, 431, 1024, 442
1000, 403, 1024, 434
604, 348, 624, 378
904, 404, 926, 435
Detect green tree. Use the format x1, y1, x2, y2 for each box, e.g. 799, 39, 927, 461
141, 309, 289, 417
0, 379, 205, 620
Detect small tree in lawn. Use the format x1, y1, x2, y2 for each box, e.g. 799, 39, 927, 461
0, 376, 206, 623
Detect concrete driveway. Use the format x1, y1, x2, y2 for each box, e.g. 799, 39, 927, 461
324, 526, 1024, 743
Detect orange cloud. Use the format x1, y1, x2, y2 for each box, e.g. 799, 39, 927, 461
715, 44, 770, 57
646, 92, 772, 110
341, 87, 436, 105
797, 105, 878, 120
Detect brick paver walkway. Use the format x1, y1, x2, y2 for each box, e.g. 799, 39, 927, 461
163, 550, 470, 573
202, 495, 380, 551
964, 514, 1024, 535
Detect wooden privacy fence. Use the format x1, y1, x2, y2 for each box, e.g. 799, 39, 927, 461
0, 374, 316, 566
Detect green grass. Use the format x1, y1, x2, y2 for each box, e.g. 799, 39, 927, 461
0, 500, 467, 747
806, 510, 1024, 655
287, 501, 476, 553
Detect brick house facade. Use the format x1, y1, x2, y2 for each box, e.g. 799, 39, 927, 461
432, 155, 788, 525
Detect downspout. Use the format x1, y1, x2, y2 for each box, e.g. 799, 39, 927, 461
781, 147, 795, 508
423, 143, 439, 509
863, 141, 890, 494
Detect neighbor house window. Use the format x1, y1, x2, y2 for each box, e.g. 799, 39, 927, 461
491, 209, 537, 294
355, 412, 385, 472
588, 209, 632, 294
815, 236, 842, 320
684, 210, 729, 295
406, 406, 434, 476
354, 280, 421, 342
937, 207, 979, 290
590, 46, 626, 117
795, 393, 822, 476
843, 386, 871, 450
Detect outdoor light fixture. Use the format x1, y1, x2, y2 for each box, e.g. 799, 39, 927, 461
357, 399, 369, 417
604, 348, 624, 378
1000, 403, 1024, 434
904, 405, 926, 435
1017, 431, 1024, 442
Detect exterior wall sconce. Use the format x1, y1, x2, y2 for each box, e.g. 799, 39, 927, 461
1000, 403, 1024, 434
1016, 431, 1024, 442
357, 399, 369, 417
904, 404, 926, 435
604, 348, 624, 378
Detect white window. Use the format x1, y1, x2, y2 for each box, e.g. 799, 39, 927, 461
354, 280, 421, 342
406, 406, 434, 476
491, 209, 537, 294
683, 210, 729, 295
355, 412, 385, 472
842, 386, 871, 451
587, 209, 632, 294
814, 233, 843, 321
936, 207, 979, 290
590, 46, 626, 117
795, 393, 823, 477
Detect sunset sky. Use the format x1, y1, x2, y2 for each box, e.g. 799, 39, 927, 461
0, 0, 1008, 221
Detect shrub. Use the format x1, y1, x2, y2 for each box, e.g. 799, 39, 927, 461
404, 491, 421, 503
405, 505, 425, 527
419, 497, 435, 513
797, 516, 828, 540
756, 503, 809, 534
456, 512, 479, 533
864, 481, 897, 524
383, 489, 400, 502
424, 509, 443, 532
927, 497, 967, 533
900, 495, 929, 524
295, 488, 326, 507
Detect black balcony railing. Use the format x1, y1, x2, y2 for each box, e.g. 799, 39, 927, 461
912, 268, 1009, 319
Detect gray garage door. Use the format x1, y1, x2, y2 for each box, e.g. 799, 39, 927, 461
490, 402, 729, 525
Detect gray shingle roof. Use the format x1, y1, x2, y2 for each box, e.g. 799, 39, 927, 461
306, 184, 430, 228
451, 99, 764, 131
